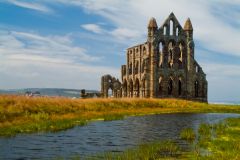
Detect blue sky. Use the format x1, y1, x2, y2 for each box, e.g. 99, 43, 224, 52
0, 0, 240, 102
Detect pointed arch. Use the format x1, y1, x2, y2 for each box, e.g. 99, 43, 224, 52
159, 42, 163, 53
158, 76, 163, 96
143, 46, 146, 55
163, 26, 167, 35
168, 40, 175, 68
107, 87, 113, 98
159, 41, 165, 68
135, 61, 139, 74
129, 62, 132, 75
170, 20, 174, 35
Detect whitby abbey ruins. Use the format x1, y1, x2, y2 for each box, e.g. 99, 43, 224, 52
101, 13, 208, 102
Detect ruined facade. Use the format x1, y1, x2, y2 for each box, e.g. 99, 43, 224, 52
101, 13, 208, 102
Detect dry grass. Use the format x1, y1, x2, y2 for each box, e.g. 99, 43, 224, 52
0, 95, 239, 136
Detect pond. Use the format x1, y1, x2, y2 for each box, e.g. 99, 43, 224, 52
0, 113, 239, 159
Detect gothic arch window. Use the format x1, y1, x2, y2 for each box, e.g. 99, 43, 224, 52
135, 78, 140, 97
179, 43, 184, 61
168, 78, 173, 95
168, 41, 174, 68
129, 62, 132, 75
163, 26, 167, 35
143, 47, 146, 55
170, 20, 174, 35
159, 42, 164, 68
141, 61, 144, 73
176, 27, 179, 36
141, 59, 147, 73
178, 79, 182, 96
159, 77, 163, 96
196, 65, 199, 73
159, 42, 163, 53
195, 80, 199, 97
135, 61, 139, 74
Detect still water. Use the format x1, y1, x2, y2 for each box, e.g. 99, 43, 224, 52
0, 113, 239, 159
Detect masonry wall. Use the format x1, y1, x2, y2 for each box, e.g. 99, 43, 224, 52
101, 13, 207, 102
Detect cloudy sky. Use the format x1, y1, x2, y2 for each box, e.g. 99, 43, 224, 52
0, 0, 240, 102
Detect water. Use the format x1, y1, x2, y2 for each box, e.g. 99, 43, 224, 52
0, 113, 239, 159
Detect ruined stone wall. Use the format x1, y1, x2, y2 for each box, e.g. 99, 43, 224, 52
101, 13, 208, 102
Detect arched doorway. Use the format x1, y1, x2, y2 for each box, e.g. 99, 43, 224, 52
107, 87, 113, 98
168, 78, 173, 95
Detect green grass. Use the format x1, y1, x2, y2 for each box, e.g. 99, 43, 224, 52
72, 140, 181, 160
180, 128, 196, 142
103, 114, 124, 121
0, 95, 239, 136
186, 117, 240, 159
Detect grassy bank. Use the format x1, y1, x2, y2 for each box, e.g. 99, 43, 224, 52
190, 117, 240, 159
0, 95, 239, 136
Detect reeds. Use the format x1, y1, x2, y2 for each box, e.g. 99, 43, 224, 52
180, 128, 196, 142
181, 118, 240, 159
86, 140, 181, 160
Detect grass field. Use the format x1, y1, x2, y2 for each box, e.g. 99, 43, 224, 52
0, 95, 239, 136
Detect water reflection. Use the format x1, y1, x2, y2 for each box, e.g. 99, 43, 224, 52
0, 113, 239, 159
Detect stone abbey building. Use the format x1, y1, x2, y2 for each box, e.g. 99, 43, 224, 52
101, 13, 208, 102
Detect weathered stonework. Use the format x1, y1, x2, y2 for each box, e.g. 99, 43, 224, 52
101, 13, 208, 102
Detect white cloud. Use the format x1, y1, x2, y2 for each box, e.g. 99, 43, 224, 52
9, 0, 239, 57
6, 0, 52, 13
0, 30, 101, 63
110, 28, 142, 40
81, 24, 104, 34
0, 58, 119, 89
0, 29, 118, 90
81, 23, 143, 41
50, 0, 240, 57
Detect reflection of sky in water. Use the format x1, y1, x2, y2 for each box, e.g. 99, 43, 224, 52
0, 113, 239, 159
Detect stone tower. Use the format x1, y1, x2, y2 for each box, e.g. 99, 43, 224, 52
101, 13, 208, 102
